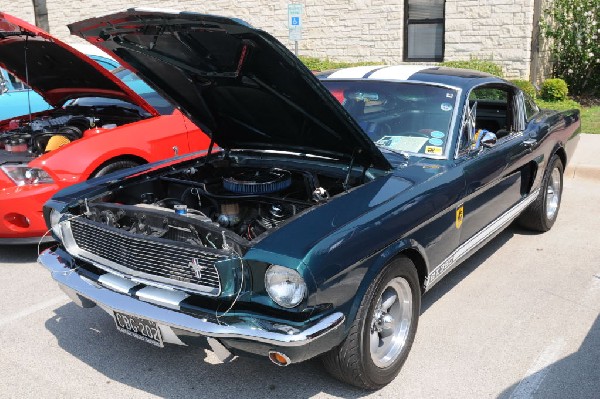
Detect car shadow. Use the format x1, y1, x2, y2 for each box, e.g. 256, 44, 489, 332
45, 303, 368, 398
0, 243, 55, 264
498, 314, 600, 398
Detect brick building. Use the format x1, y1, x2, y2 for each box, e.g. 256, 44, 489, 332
3, 0, 548, 80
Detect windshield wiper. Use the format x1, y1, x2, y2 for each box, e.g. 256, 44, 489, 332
375, 143, 410, 160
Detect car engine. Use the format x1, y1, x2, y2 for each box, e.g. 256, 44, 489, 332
75, 156, 362, 249
0, 103, 147, 155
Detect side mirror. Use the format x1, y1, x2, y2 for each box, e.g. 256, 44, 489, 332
480, 131, 497, 148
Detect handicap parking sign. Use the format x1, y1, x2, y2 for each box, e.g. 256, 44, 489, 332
288, 3, 303, 40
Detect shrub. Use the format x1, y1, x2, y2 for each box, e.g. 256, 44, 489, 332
510, 79, 537, 99
440, 59, 503, 77
542, 0, 600, 96
298, 56, 380, 72
540, 78, 569, 102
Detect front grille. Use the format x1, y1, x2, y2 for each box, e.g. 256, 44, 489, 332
68, 218, 223, 295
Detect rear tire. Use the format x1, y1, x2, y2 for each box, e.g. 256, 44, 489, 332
321, 256, 420, 390
518, 154, 563, 232
91, 160, 141, 178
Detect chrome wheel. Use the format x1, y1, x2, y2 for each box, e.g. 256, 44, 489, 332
545, 167, 561, 220
369, 277, 413, 368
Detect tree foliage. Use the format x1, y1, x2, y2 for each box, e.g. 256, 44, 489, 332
542, 0, 600, 96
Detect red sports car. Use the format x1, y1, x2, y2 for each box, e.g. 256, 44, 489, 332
0, 13, 210, 244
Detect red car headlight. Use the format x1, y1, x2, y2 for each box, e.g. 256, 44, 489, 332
0, 164, 54, 186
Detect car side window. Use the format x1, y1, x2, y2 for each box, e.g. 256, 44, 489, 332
524, 94, 539, 121
468, 86, 510, 137
6, 71, 27, 91
457, 84, 527, 158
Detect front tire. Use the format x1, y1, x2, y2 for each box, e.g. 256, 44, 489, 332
90, 160, 141, 178
321, 257, 420, 390
518, 154, 564, 232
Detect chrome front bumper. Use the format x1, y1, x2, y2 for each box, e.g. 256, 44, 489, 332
39, 249, 345, 362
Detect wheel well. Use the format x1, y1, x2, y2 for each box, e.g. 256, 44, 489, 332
555, 147, 567, 168
89, 155, 147, 178
400, 248, 427, 293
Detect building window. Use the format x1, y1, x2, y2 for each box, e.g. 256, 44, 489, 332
404, 0, 445, 61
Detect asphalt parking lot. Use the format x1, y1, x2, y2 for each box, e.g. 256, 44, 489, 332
1, 175, 599, 399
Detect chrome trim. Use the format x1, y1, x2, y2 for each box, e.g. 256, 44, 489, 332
38, 249, 345, 347
98, 273, 138, 294
135, 286, 189, 310
62, 219, 222, 296
425, 188, 541, 288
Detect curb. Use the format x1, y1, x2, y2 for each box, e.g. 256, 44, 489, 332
564, 134, 600, 181
565, 164, 600, 181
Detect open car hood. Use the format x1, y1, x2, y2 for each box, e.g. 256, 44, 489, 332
68, 9, 391, 170
0, 13, 157, 115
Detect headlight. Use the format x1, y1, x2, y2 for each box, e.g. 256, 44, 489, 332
49, 209, 64, 240
1, 165, 53, 186
265, 265, 307, 308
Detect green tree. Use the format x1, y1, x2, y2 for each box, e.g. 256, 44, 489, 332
542, 0, 600, 96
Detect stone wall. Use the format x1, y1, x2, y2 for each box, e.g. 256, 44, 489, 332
445, 0, 536, 79
3, 0, 539, 79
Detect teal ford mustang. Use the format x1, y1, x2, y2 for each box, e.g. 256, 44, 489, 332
39, 9, 580, 389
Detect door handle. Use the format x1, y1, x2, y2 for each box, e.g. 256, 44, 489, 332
523, 139, 536, 148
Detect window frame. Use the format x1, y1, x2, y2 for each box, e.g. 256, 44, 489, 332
455, 83, 525, 159
403, 0, 446, 62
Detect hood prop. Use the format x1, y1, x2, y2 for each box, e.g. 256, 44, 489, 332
24, 33, 32, 124
343, 149, 359, 191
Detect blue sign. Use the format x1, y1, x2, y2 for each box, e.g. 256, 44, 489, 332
291, 16, 300, 26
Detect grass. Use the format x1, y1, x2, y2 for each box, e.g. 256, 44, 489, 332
537, 100, 600, 134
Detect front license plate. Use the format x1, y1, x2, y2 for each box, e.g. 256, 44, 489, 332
113, 311, 164, 347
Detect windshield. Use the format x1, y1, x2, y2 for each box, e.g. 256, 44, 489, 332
113, 68, 175, 115
65, 68, 175, 115
322, 80, 457, 157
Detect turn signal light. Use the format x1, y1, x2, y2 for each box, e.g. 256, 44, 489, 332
268, 351, 291, 367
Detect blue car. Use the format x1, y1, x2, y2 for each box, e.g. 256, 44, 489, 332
40, 9, 581, 389
0, 55, 119, 121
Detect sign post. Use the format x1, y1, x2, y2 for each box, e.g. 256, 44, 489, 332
288, 3, 303, 56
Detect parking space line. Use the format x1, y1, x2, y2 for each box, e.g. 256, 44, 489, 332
508, 337, 566, 399
0, 295, 68, 327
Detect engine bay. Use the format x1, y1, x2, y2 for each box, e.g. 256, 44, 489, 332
0, 103, 148, 155
77, 156, 368, 249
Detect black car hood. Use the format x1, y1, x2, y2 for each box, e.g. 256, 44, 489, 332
68, 9, 391, 170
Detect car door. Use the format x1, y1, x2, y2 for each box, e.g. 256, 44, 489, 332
456, 84, 529, 246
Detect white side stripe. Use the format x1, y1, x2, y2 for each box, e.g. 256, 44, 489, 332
425, 188, 541, 288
